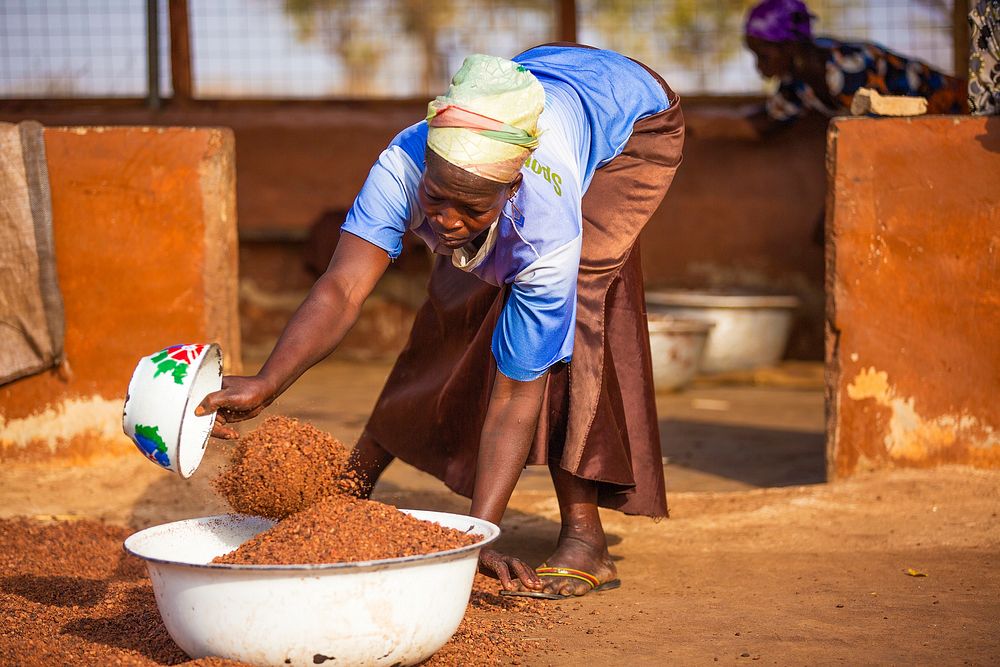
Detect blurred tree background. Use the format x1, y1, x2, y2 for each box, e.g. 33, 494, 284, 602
279, 0, 953, 96
283, 0, 551, 95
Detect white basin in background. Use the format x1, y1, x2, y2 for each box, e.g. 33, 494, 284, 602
646, 290, 800, 374
645, 314, 713, 392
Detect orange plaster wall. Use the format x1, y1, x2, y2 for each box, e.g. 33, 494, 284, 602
0, 127, 240, 463
0, 106, 831, 357
826, 116, 1000, 478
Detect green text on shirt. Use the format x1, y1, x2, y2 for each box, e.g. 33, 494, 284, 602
525, 157, 563, 196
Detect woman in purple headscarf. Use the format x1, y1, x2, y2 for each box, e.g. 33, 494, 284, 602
741, 0, 965, 133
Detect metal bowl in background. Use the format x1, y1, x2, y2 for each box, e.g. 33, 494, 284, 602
645, 314, 713, 392
124, 510, 500, 667
646, 289, 801, 374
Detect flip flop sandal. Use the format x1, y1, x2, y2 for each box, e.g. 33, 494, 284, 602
499, 566, 622, 600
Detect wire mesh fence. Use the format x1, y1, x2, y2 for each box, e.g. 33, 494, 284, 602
0, 0, 171, 98
0, 0, 957, 100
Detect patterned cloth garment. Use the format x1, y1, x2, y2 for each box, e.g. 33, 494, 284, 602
340, 45, 671, 382
969, 0, 1000, 115
766, 36, 967, 120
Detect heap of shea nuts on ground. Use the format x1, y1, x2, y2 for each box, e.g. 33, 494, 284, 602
0, 518, 560, 666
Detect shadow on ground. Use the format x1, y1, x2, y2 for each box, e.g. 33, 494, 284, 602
660, 418, 826, 487
1, 575, 110, 608
372, 477, 623, 566
61, 584, 189, 663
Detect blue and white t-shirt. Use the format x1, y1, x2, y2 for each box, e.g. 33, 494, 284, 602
341, 45, 670, 381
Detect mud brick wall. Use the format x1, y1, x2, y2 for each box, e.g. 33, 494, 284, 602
0, 127, 240, 463
826, 116, 1000, 478
0, 106, 830, 358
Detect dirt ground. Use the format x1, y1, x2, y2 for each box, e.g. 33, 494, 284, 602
2, 357, 998, 665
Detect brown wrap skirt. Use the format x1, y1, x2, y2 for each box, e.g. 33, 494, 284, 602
363, 65, 685, 518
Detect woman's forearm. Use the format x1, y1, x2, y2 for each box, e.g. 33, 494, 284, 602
470, 371, 548, 525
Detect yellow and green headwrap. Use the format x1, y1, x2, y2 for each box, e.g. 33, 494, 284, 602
426, 54, 545, 183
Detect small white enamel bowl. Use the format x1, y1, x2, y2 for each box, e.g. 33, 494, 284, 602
646, 315, 713, 392
124, 510, 501, 666
122, 343, 223, 478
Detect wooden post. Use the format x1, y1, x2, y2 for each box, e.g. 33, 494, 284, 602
952, 0, 970, 79
146, 0, 161, 109
557, 0, 577, 43
169, 0, 194, 103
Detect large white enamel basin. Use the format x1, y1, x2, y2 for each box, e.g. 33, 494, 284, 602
647, 290, 800, 374
124, 510, 500, 667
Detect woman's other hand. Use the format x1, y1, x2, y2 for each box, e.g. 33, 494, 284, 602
194, 375, 275, 439
478, 547, 543, 591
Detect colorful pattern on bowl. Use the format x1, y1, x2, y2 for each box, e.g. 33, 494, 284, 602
151, 344, 208, 385
133, 424, 170, 467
